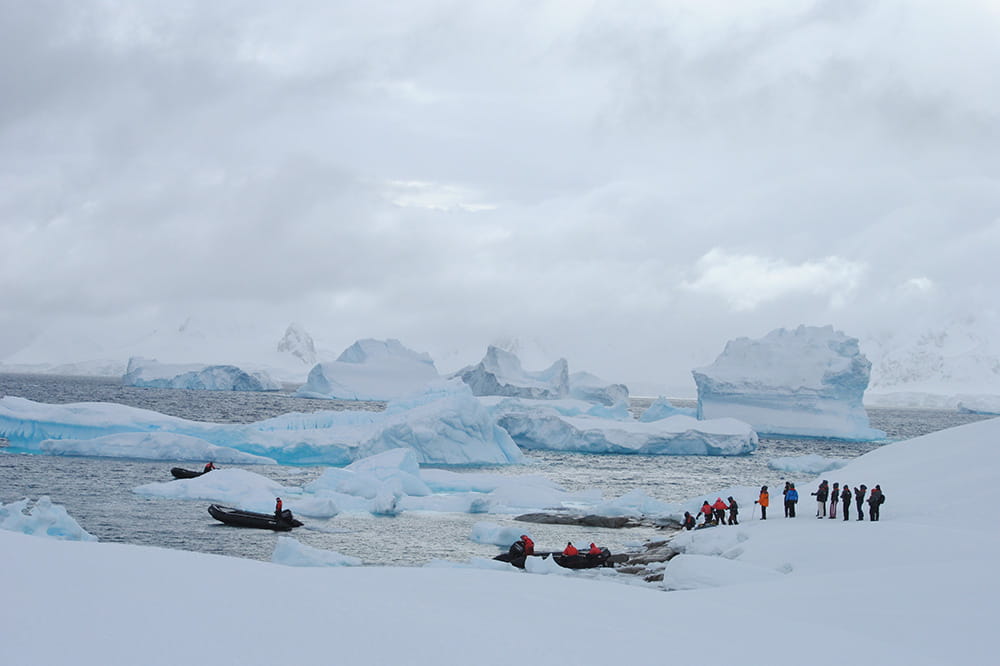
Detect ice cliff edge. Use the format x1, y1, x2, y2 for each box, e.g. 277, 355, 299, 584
692, 325, 884, 440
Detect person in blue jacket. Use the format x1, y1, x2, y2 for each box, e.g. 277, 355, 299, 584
785, 483, 798, 517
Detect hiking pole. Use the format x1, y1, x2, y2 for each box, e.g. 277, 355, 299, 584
752, 503, 757, 520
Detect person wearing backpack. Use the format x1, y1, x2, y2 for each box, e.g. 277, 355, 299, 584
868, 484, 884, 521
840, 484, 852, 521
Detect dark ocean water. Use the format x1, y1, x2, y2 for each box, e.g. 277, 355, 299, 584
0, 373, 991, 566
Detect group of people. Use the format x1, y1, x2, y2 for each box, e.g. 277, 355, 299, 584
680, 481, 886, 530
508, 535, 604, 559
682, 496, 740, 529
799, 480, 885, 521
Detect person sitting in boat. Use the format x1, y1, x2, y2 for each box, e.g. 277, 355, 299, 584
563, 542, 579, 556
509, 535, 535, 559
203, 461, 217, 473
274, 497, 283, 520
588, 542, 602, 555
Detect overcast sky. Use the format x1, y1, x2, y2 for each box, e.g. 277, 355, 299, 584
2, 0, 999, 391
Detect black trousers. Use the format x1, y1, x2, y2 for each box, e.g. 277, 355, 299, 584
760, 506, 767, 519
785, 500, 796, 517
856, 500, 864, 519
869, 504, 880, 521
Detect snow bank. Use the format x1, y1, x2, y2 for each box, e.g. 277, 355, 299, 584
693, 325, 884, 440
272, 536, 363, 567
123, 357, 282, 391
295, 338, 440, 400
0, 497, 96, 541
767, 454, 848, 474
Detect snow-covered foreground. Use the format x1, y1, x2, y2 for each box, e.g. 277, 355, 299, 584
3, 418, 999, 665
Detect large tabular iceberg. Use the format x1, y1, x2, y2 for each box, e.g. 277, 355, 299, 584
0, 380, 523, 466
487, 397, 757, 455
693, 325, 884, 440
295, 338, 440, 400
123, 357, 282, 391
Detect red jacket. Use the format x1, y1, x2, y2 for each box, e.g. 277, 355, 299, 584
701, 503, 713, 515
275, 499, 283, 513
713, 498, 728, 511
563, 543, 579, 556
522, 536, 534, 555
588, 543, 602, 555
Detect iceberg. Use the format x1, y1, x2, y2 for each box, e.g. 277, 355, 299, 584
455, 346, 570, 399
39, 432, 276, 464
0, 380, 524, 466
295, 338, 440, 400
567, 371, 630, 406
693, 325, 885, 440
767, 454, 848, 474
1, 497, 97, 541
639, 397, 697, 421
957, 396, 1000, 415
123, 357, 282, 391
488, 397, 757, 455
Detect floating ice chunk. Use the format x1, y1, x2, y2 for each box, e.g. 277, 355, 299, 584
295, 338, 439, 400
39, 432, 276, 464
0, 497, 97, 542
123, 357, 281, 391
768, 454, 848, 474
490, 398, 757, 455
639, 397, 697, 421
271, 536, 362, 567
470, 522, 531, 546
693, 325, 885, 440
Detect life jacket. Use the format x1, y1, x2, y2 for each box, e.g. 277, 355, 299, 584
759, 491, 769, 507
275, 499, 283, 512
563, 543, 579, 556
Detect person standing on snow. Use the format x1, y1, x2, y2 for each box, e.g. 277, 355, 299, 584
701, 501, 714, 525
712, 497, 729, 525
782, 482, 792, 517
829, 482, 840, 519
727, 496, 739, 525
841, 484, 852, 521
756, 485, 769, 520
785, 484, 798, 517
854, 485, 867, 520
812, 480, 829, 518
868, 485, 884, 521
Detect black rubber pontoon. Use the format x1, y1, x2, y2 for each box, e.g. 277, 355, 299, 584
171, 467, 206, 479
208, 504, 303, 531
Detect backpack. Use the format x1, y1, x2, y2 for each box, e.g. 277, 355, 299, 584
879, 493, 886, 505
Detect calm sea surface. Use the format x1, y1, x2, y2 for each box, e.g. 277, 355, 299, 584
0, 373, 990, 566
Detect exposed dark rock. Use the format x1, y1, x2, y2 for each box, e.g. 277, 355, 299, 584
514, 513, 640, 528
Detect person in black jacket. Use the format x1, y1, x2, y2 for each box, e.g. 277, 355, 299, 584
854, 485, 867, 521
812, 480, 829, 518
727, 497, 739, 525
868, 485, 884, 521
841, 484, 852, 521
682, 511, 696, 530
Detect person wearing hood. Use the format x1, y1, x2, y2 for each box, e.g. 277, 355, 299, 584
868, 484, 884, 521
841, 484, 853, 521
682, 511, 696, 530
785, 484, 798, 517
812, 480, 829, 518
563, 542, 579, 556
829, 482, 840, 519
855, 485, 867, 521
755, 486, 769, 520
701, 501, 714, 525
727, 496, 739, 525
712, 497, 729, 525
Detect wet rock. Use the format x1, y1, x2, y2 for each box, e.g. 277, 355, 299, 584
514, 513, 640, 528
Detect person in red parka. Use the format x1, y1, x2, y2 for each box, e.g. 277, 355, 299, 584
563, 542, 579, 556
588, 542, 602, 555
701, 501, 714, 525
274, 497, 283, 520
712, 497, 729, 525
